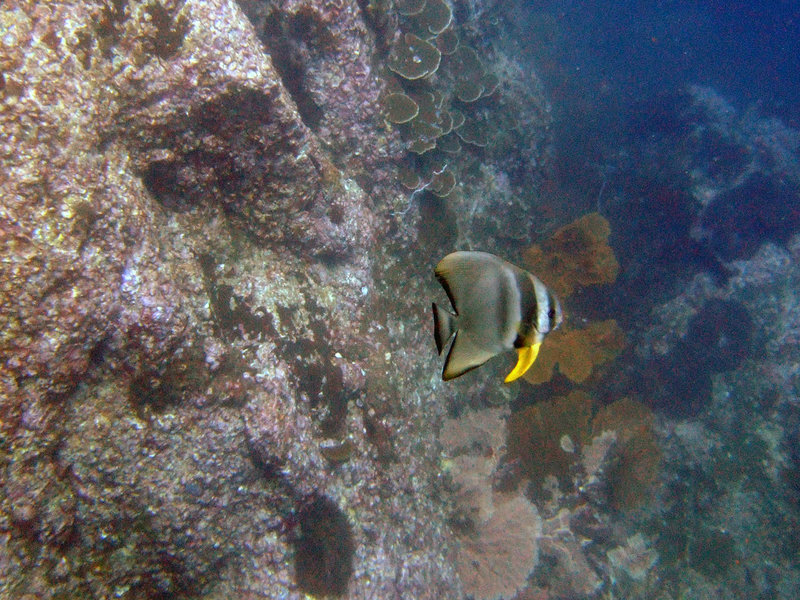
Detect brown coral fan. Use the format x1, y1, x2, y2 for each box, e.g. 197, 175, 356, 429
440, 408, 542, 599
523, 212, 619, 299
507, 393, 660, 512
523, 319, 627, 385
591, 398, 661, 511
454, 494, 542, 600
507, 391, 594, 497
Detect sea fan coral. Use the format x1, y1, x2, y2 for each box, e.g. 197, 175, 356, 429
592, 398, 661, 511
439, 406, 508, 457
523, 212, 619, 299
523, 319, 626, 385
440, 407, 542, 599
441, 407, 508, 526
454, 494, 542, 600
507, 392, 660, 511
507, 391, 594, 497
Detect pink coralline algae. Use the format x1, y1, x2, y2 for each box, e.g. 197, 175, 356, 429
0, 0, 556, 598
0, 0, 454, 598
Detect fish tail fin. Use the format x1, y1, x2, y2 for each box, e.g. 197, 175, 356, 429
432, 302, 457, 354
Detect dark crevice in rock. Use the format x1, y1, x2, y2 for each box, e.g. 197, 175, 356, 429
417, 192, 458, 250
294, 494, 355, 598
142, 159, 188, 210
198, 252, 278, 342
94, 0, 128, 59
128, 341, 209, 415
139, 88, 275, 211
260, 10, 325, 130
144, 2, 189, 60
273, 298, 350, 438
191, 87, 276, 134
354, 0, 394, 55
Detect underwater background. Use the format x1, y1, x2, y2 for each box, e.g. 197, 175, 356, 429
1, 0, 799, 598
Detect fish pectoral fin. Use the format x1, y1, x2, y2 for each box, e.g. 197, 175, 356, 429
504, 343, 541, 383
432, 302, 457, 355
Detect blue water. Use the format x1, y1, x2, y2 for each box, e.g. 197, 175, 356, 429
507, 0, 800, 124
494, 2, 800, 598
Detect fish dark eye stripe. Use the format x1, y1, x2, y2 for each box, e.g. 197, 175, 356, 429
546, 290, 558, 330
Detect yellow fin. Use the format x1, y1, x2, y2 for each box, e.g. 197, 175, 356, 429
504, 343, 541, 383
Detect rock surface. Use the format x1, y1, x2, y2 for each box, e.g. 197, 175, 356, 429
0, 0, 553, 598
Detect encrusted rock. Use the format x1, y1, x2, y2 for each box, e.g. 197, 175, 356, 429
0, 1, 458, 599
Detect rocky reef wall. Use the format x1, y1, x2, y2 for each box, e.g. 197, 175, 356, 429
0, 1, 553, 598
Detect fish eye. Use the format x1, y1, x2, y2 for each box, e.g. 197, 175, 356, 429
548, 308, 556, 319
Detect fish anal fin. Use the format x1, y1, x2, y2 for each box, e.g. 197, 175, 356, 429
443, 332, 495, 381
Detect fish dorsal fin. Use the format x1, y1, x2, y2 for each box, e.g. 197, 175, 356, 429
442, 331, 496, 381
435, 251, 503, 313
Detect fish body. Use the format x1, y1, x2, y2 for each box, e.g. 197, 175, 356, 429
432, 251, 562, 381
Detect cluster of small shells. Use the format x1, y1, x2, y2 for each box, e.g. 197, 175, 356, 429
380, 0, 499, 198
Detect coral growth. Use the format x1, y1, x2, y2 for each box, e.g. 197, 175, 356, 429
534, 508, 604, 597
440, 407, 542, 600
375, 0, 551, 224
518, 213, 625, 389
384, 91, 420, 124
440, 392, 663, 597
388, 33, 442, 80
507, 391, 594, 497
523, 212, 619, 299
507, 392, 660, 511
592, 398, 662, 511
523, 318, 626, 385
454, 494, 542, 600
